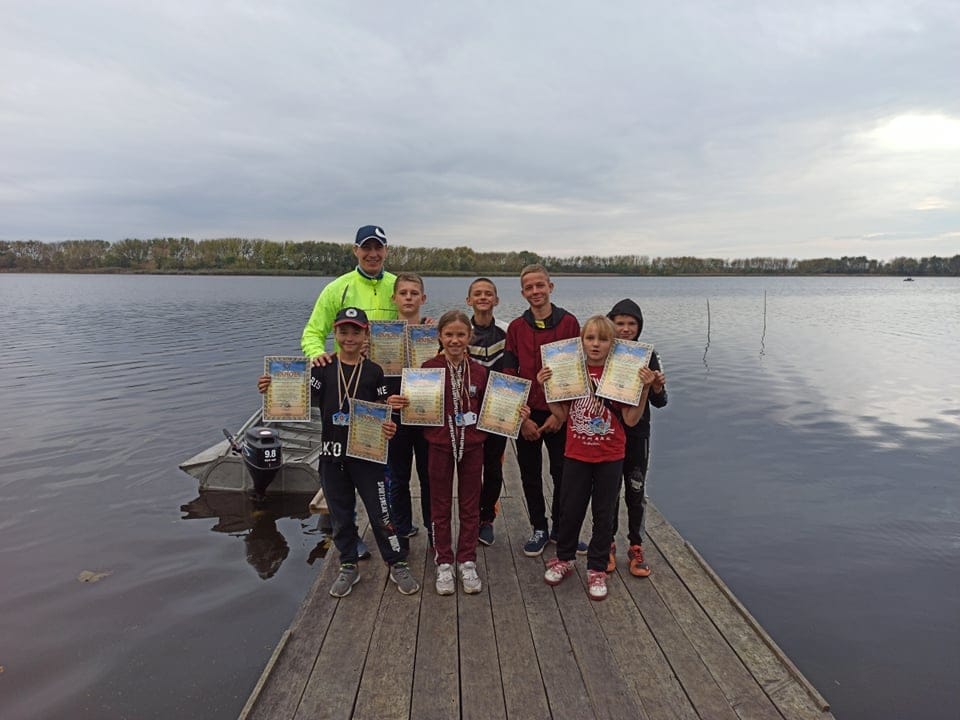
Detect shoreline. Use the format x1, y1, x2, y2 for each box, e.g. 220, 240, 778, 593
0, 268, 941, 278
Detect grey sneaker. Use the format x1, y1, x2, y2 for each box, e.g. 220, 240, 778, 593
435, 563, 455, 595
329, 563, 360, 597
459, 561, 482, 594
389, 561, 420, 595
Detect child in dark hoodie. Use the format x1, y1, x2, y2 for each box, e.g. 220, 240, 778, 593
606, 298, 668, 577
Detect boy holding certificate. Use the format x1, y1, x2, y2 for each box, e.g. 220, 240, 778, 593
503, 264, 584, 557
466, 277, 509, 547
258, 307, 420, 598
606, 298, 668, 577
385, 273, 433, 542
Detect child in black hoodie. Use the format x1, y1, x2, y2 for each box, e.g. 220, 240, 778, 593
606, 298, 668, 577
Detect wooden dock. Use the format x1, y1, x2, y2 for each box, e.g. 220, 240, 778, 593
239, 445, 834, 720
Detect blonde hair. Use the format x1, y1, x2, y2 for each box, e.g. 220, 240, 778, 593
393, 273, 425, 294
519, 263, 550, 283
581, 315, 616, 342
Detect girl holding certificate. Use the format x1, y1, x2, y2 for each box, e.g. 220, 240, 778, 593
535, 315, 653, 601
392, 311, 509, 595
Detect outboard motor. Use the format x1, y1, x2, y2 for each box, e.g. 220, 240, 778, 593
241, 426, 283, 498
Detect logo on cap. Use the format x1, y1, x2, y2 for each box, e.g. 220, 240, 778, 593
345, 308, 358, 318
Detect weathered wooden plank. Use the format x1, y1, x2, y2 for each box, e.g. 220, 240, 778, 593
641, 539, 784, 720
500, 495, 596, 720
590, 568, 701, 720
549, 560, 647, 719
293, 538, 390, 720
482, 498, 551, 720
458, 549, 508, 720
242, 540, 342, 720
645, 506, 833, 719
619, 548, 741, 720
352, 541, 429, 720
410, 555, 460, 720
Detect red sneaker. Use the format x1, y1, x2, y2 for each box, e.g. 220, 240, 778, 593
544, 557, 575, 586
606, 542, 616, 573
628, 544, 651, 577
587, 570, 608, 601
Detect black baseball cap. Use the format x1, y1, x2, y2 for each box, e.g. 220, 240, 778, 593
333, 307, 369, 329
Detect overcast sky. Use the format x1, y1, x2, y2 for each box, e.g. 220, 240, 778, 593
2, 1, 958, 260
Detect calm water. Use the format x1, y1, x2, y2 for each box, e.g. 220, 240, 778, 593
1, 273, 958, 719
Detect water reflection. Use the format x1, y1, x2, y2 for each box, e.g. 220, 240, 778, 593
760, 290, 767, 357
702, 297, 711, 371
180, 491, 327, 579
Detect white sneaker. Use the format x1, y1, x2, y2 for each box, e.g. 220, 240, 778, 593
459, 561, 482, 594
435, 563, 455, 595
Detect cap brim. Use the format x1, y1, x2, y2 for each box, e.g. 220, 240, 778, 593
334, 319, 368, 328
356, 236, 386, 246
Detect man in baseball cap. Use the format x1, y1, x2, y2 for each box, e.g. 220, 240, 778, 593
302, 225, 397, 359
355, 225, 388, 246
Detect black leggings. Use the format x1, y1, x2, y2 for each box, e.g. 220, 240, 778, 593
555, 457, 622, 572
612, 436, 649, 546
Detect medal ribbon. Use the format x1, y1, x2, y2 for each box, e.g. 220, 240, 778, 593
446, 359, 471, 462
337, 358, 363, 416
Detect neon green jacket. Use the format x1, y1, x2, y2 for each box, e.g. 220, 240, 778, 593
300, 268, 398, 357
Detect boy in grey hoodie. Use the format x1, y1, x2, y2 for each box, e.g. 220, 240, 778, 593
606, 299, 668, 576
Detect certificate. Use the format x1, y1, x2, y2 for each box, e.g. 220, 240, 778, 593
369, 320, 407, 376
540, 337, 590, 402
262, 356, 311, 422
477, 372, 532, 439
399, 367, 445, 426
596, 339, 654, 406
405, 324, 439, 369
346, 399, 390, 463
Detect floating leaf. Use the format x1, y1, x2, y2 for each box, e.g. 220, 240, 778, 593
77, 570, 112, 583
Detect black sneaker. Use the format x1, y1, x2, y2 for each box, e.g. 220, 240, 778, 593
357, 540, 371, 560
523, 529, 549, 557
400, 526, 419, 538
478, 523, 495, 546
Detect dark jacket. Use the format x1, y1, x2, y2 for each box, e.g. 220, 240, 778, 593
468, 317, 508, 372
608, 298, 667, 439
502, 305, 581, 412
310, 358, 388, 458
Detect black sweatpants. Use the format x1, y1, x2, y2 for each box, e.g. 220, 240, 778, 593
321, 458, 405, 565
515, 408, 567, 533
478, 432, 507, 525
612, 436, 649, 546
555, 457, 622, 572
386, 420, 431, 535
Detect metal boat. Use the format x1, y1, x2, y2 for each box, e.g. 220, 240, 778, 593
179, 408, 323, 495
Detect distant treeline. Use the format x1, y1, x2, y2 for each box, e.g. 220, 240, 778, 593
2, 238, 958, 276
